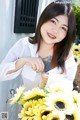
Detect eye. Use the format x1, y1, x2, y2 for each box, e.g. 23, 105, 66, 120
61, 27, 67, 32
50, 19, 56, 24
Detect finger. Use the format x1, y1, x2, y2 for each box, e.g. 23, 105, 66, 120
36, 61, 42, 72
36, 59, 45, 72
31, 63, 37, 70
32, 60, 42, 72
33, 61, 39, 72
39, 59, 45, 71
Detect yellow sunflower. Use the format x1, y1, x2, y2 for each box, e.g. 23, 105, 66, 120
18, 108, 29, 120
65, 109, 80, 120
73, 55, 80, 65
34, 109, 50, 120
24, 100, 37, 116
73, 90, 80, 107
42, 111, 65, 120
10, 86, 25, 104
72, 110, 80, 120
45, 92, 74, 114
72, 43, 80, 54
47, 80, 73, 93
72, 43, 80, 65
17, 99, 26, 105
33, 98, 48, 120
42, 112, 52, 120
19, 100, 37, 119
22, 88, 46, 102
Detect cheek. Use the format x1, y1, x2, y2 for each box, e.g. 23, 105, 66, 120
40, 25, 46, 36
59, 31, 67, 39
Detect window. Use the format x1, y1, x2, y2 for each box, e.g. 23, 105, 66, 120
14, 0, 39, 33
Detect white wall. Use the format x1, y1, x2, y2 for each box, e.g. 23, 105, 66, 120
0, 0, 53, 119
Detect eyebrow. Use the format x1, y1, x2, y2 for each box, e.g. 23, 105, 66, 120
54, 18, 68, 28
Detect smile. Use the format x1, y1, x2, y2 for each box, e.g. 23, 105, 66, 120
47, 32, 56, 39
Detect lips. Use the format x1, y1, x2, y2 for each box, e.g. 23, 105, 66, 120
47, 32, 56, 39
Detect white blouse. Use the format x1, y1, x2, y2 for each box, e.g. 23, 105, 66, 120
0, 37, 77, 90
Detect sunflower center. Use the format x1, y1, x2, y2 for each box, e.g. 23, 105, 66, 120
41, 111, 50, 116
75, 58, 77, 62
65, 115, 74, 120
75, 49, 79, 51
52, 118, 58, 120
51, 117, 60, 120
55, 101, 65, 110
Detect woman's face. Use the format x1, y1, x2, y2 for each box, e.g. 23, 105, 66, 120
40, 15, 68, 45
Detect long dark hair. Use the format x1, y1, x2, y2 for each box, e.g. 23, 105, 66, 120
29, 1, 76, 72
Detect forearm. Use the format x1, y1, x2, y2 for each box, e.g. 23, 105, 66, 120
6, 58, 27, 74
6, 56, 45, 74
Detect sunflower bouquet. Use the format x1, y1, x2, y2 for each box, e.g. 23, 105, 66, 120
72, 43, 80, 65
10, 82, 80, 120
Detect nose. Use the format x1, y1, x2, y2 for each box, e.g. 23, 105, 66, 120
52, 26, 59, 34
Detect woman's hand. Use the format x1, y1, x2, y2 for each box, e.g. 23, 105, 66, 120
26, 57, 45, 72
7, 57, 45, 74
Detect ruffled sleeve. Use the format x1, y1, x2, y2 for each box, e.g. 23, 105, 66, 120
0, 61, 22, 80
0, 37, 30, 81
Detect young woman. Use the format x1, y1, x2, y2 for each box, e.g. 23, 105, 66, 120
0, 2, 77, 90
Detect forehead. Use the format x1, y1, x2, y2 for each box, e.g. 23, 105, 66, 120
52, 15, 68, 25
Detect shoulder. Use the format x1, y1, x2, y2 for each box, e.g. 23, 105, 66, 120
17, 36, 29, 45
8, 36, 30, 54
17, 36, 36, 47
13, 36, 37, 56
13, 36, 33, 49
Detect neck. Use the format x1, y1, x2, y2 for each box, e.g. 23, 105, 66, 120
41, 40, 54, 50
38, 40, 54, 58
